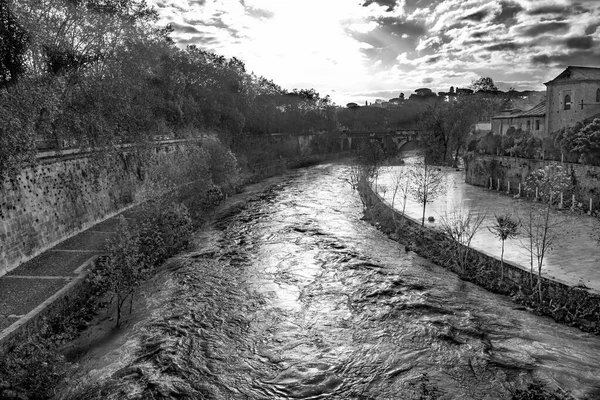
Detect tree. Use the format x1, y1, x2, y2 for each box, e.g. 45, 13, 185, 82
439, 206, 487, 275
356, 139, 386, 184
471, 77, 498, 92
103, 217, 145, 328
572, 118, 600, 164
390, 168, 410, 227
519, 164, 571, 302
408, 161, 446, 226
417, 99, 473, 165
0, 0, 29, 86
488, 213, 520, 281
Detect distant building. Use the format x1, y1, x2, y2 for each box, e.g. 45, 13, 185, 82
491, 101, 545, 136
491, 66, 600, 136
544, 66, 600, 134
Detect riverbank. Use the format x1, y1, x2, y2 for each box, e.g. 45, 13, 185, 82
0, 152, 347, 399
358, 179, 600, 335
54, 162, 599, 400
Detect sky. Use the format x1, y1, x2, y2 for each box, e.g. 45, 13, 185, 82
150, 0, 600, 106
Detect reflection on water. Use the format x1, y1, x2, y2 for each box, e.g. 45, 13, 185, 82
57, 163, 600, 400
377, 152, 600, 291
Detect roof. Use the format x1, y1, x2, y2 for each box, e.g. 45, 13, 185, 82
584, 112, 600, 124
545, 66, 600, 85
517, 101, 546, 117
492, 101, 546, 119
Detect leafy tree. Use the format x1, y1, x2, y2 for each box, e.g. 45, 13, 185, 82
418, 99, 475, 165
355, 139, 386, 183
471, 76, 498, 92
488, 213, 520, 280
408, 161, 446, 226
0, 0, 29, 86
572, 118, 600, 164
103, 217, 145, 328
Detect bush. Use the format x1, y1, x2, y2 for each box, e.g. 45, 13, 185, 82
88, 201, 193, 327
478, 132, 502, 155
202, 136, 241, 195
0, 332, 68, 399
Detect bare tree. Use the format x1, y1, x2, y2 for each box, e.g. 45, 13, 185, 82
518, 203, 562, 302
519, 164, 571, 302
408, 161, 446, 226
439, 206, 487, 274
488, 213, 520, 281
389, 169, 410, 227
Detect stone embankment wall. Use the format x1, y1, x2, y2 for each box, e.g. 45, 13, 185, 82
359, 181, 600, 334
464, 154, 600, 210
0, 141, 193, 276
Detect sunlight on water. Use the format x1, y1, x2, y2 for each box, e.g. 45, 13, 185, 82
57, 163, 600, 400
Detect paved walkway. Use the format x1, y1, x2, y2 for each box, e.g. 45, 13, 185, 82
0, 209, 142, 342
378, 167, 600, 293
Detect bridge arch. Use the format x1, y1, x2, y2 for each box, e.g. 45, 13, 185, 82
396, 139, 422, 152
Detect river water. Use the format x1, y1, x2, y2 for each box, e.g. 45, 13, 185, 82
377, 154, 600, 291
57, 163, 600, 399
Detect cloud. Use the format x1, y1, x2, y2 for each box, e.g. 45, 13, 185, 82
564, 36, 594, 50
362, 0, 399, 12
170, 22, 202, 34
485, 41, 522, 51
376, 16, 427, 36
492, 0, 523, 25
147, 0, 600, 106
527, 4, 568, 15
519, 21, 569, 37
244, 6, 274, 19
585, 23, 600, 35
532, 50, 600, 67
462, 9, 488, 22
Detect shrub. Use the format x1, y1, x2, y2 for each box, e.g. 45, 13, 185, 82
89, 201, 193, 327
202, 136, 241, 195
478, 132, 502, 155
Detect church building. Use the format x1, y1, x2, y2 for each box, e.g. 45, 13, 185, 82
544, 66, 600, 134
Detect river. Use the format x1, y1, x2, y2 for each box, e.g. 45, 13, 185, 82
56, 163, 600, 399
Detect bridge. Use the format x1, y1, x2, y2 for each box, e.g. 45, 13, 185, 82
339, 129, 421, 153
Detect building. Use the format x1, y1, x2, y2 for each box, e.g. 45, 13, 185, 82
544, 66, 600, 134
491, 101, 545, 136
491, 66, 600, 136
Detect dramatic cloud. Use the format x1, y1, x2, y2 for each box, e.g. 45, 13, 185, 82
485, 42, 523, 51
519, 21, 570, 37
565, 36, 594, 50
527, 4, 569, 15
147, 0, 600, 105
362, 0, 399, 12
493, 0, 523, 24
462, 9, 488, 21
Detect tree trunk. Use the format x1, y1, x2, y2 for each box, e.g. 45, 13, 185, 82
500, 240, 505, 281
453, 145, 460, 168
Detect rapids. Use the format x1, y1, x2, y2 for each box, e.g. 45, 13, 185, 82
56, 163, 600, 399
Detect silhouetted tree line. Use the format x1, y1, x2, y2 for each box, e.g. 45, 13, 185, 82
0, 0, 338, 177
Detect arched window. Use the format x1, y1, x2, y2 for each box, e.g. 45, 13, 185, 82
564, 94, 571, 110
596, 88, 600, 102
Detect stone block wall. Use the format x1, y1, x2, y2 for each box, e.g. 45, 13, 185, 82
0, 141, 193, 276
464, 154, 600, 210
